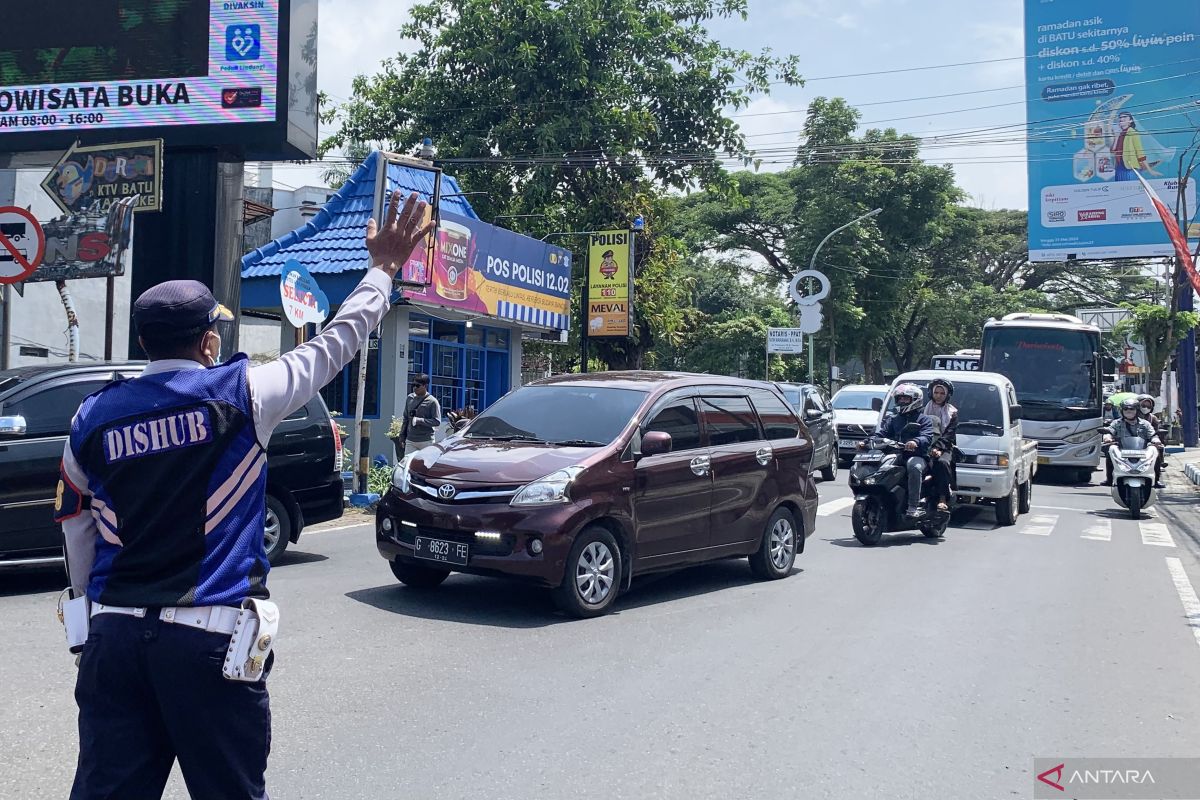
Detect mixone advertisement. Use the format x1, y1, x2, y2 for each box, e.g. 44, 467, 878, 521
1025, 0, 1200, 261
402, 212, 573, 331
0, 0, 279, 136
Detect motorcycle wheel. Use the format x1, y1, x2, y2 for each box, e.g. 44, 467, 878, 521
922, 515, 948, 538
853, 497, 885, 546
1128, 487, 1142, 520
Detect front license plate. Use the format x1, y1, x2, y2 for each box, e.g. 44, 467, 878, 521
839, 439, 855, 448
414, 536, 469, 566
1037, 456, 1050, 465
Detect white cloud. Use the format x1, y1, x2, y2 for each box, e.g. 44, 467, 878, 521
318, 0, 420, 103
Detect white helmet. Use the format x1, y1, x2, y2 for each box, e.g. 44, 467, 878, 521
893, 383, 924, 414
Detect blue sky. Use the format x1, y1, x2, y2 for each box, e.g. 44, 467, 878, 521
272, 0, 1029, 209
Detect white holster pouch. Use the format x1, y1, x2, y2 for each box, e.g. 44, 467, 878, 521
222, 598, 279, 683
58, 589, 91, 655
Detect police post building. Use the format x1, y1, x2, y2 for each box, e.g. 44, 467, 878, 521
240, 152, 572, 458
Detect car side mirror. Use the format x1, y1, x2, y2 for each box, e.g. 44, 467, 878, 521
640, 430, 673, 457
805, 408, 823, 421
0, 415, 27, 437
871, 398, 883, 412
1009, 404, 1023, 422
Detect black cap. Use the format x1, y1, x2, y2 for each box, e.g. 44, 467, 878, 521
133, 280, 233, 338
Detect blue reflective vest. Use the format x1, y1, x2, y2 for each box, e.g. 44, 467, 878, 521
69, 356, 269, 607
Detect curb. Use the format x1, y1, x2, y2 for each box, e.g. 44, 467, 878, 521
1185, 462, 1200, 486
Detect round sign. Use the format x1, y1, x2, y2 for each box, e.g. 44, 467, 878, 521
0, 207, 46, 285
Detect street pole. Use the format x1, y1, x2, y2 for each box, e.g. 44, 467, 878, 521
807, 208, 881, 388
1179, 283, 1198, 447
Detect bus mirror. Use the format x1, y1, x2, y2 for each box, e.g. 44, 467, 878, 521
1009, 404, 1023, 422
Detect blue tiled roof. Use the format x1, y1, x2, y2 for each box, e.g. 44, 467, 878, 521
241, 151, 478, 279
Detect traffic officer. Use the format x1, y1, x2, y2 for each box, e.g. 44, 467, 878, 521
57, 191, 433, 800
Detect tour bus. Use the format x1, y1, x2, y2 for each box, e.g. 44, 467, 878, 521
980, 313, 1104, 482
929, 349, 981, 372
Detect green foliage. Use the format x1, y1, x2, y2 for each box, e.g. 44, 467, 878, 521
1115, 303, 1200, 393
367, 464, 394, 496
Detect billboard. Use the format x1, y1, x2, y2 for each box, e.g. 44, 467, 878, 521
587, 230, 632, 337
0, 0, 316, 158
1025, 0, 1200, 261
41, 140, 163, 215
403, 212, 573, 331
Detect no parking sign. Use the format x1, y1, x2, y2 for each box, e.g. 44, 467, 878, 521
0, 207, 45, 285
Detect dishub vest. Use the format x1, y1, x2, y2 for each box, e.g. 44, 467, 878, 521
69, 356, 270, 607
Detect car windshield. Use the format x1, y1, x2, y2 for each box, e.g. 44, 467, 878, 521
832, 390, 884, 411
982, 327, 1099, 413
465, 385, 648, 445
777, 386, 803, 407
884, 381, 1006, 436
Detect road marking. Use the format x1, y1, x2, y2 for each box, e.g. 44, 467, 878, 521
1080, 519, 1112, 541
1140, 521, 1176, 548
1022, 514, 1057, 536
1165, 558, 1200, 651
817, 497, 855, 517
308, 520, 372, 535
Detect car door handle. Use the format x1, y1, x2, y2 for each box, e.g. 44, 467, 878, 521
689, 455, 711, 477
755, 446, 773, 466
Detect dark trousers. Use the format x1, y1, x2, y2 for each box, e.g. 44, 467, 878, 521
71, 612, 272, 800
931, 452, 954, 503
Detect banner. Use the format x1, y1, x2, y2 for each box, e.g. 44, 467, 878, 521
767, 328, 805, 354
1025, 0, 1200, 261
587, 230, 631, 337
24, 195, 137, 283
403, 212, 573, 331
41, 139, 163, 215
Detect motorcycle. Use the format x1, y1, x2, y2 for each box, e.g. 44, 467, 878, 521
1104, 434, 1159, 520
848, 424, 952, 546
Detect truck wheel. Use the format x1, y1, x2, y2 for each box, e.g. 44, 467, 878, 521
995, 485, 1018, 527
1018, 480, 1032, 514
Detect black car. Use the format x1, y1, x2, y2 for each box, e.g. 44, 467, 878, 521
0, 362, 344, 568
775, 382, 837, 481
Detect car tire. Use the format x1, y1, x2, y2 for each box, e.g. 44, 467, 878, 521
995, 484, 1018, 527
1018, 480, 1032, 514
1077, 468, 1093, 485
264, 494, 291, 565
819, 453, 837, 482
389, 558, 451, 589
749, 507, 798, 580
553, 526, 623, 618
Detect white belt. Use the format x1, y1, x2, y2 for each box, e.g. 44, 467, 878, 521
90, 603, 241, 635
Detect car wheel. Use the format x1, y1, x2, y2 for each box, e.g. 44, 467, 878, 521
553, 527, 623, 618
819, 452, 837, 482
389, 558, 451, 588
1077, 468, 1093, 485
264, 495, 291, 565
749, 507, 798, 580
1018, 480, 1032, 514
995, 484, 1018, 527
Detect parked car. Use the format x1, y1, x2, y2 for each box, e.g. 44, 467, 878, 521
884, 370, 1037, 526
775, 382, 837, 481
830, 384, 889, 465
0, 362, 343, 568
376, 371, 819, 617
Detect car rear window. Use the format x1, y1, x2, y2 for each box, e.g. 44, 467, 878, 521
699, 395, 762, 445
466, 385, 647, 445
748, 389, 799, 440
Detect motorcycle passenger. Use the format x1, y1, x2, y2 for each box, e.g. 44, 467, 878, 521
923, 378, 958, 513
1102, 398, 1163, 487
876, 383, 935, 519
1136, 394, 1166, 488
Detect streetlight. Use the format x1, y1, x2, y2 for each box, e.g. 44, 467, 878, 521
805, 207, 882, 386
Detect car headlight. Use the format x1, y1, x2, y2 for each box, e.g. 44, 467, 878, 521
1064, 430, 1099, 445
973, 453, 1009, 468
511, 466, 584, 507
392, 455, 415, 493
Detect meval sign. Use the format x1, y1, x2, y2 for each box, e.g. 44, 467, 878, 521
767, 327, 805, 354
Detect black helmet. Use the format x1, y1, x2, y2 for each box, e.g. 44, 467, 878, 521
927, 378, 955, 399
1120, 398, 1140, 418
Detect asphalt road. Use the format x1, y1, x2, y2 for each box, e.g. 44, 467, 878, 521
4, 466, 1200, 799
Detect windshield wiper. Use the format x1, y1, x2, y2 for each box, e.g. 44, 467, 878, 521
958, 420, 1003, 433
466, 433, 545, 442
551, 439, 605, 447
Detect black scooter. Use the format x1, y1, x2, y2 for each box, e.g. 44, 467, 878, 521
847, 424, 951, 546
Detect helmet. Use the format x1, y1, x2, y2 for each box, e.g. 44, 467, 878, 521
927, 378, 954, 401
1120, 398, 1140, 418
893, 383, 924, 414
1137, 394, 1155, 412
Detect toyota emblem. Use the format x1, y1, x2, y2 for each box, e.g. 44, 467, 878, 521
438, 483, 457, 500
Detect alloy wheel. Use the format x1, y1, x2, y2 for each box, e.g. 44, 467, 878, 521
769, 517, 795, 570
264, 507, 281, 552
575, 541, 615, 605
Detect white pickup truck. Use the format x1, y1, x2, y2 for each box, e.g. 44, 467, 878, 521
888, 370, 1039, 526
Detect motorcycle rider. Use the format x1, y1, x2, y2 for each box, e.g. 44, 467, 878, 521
875, 383, 935, 519
1136, 394, 1166, 488
1102, 397, 1163, 487
923, 378, 958, 513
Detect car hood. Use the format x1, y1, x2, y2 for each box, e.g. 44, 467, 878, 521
411, 437, 600, 484
834, 409, 880, 428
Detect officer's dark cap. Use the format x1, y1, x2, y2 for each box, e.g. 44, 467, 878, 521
134, 280, 233, 339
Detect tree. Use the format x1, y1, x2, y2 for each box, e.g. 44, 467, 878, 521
1115, 302, 1200, 396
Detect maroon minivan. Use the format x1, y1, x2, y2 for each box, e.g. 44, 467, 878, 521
375, 372, 818, 617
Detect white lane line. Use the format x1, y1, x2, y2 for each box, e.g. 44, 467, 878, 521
1141, 521, 1176, 548
1080, 519, 1112, 541
1022, 514, 1057, 536
308, 520, 373, 535
817, 497, 855, 517
1165, 558, 1200, 651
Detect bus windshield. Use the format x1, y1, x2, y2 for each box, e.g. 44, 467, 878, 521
981, 327, 1099, 420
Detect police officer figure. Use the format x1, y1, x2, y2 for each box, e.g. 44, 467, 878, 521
57, 191, 432, 800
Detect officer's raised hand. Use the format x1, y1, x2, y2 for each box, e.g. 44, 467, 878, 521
366, 190, 436, 277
